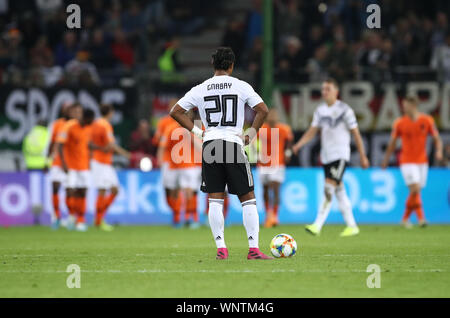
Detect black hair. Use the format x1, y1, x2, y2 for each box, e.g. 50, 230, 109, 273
100, 103, 113, 116
211, 47, 235, 71
83, 108, 95, 121
71, 101, 82, 108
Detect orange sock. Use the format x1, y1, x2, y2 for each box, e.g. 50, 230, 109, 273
402, 194, 413, 221
264, 201, 270, 214
104, 193, 117, 212
52, 193, 61, 219
74, 197, 87, 224
66, 196, 75, 216
413, 193, 425, 222
168, 196, 175, 212
174, 196, 182, 223
95, 195, 106, 226
403, 193, 424, 222
187, 195, 198, 222
264, 201, 272, 222
273, 204, 279, 220
168, 196, 181, 223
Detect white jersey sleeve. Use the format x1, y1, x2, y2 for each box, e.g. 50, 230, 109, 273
311, 108, 320, 127
177, 87, 198, 111
344, 107, 358, 130
241, 81, 263, 108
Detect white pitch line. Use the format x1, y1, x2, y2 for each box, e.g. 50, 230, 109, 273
0, 269, 446, 274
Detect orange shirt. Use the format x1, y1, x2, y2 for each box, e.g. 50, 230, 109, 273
91, 118, 115, 165
257, 123, 294, 167
153, 115, 177, 163
57, 119, 92, 171
50, 118, 66, 167
392, 113, 438, 164
160, 122, 201, 169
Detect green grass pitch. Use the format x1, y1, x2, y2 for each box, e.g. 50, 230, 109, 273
0, 224, 449, 297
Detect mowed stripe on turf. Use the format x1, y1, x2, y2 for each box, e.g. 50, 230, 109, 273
0, 268, 446, 273
1, 225, 449, 297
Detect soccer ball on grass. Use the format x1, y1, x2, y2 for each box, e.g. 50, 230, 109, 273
270, 233, 297, 258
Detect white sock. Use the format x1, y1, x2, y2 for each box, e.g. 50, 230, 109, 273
313, 183, 335, 231
336, 184, 357, 228
208, 199, 226, 248
242, 199, 259, 248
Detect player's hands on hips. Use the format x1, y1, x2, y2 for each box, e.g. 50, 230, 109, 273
360, 155, 370, 169
191, 126, 204, 140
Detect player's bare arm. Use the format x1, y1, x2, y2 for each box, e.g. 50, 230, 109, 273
88, 141, 107, 151
433, 133, 443, 163
244, 102, 269, 145
47, 141, 55, 159
103, 141, 131, 159
292, 126, 319, 154
381, 136, 398, 169
57, 143, 68, 173
156, 143, 165, 167
350, 128, 370, 168
112, 143, 131, 159
170, 104, 204, 139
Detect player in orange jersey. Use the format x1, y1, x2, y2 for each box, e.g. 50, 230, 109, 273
58, 108, 95, 231
47, 102, 72, 229
90, 104, 130, 231
159, 110, 203, 228
382, 95, 443, 228
184, 109, 203, 228
257, 108, 294, 228
154, 99, 179, 214
54, 102, 83, 228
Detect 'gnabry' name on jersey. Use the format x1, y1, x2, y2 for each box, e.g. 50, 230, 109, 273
311, 100, 358, 164
177, 75, 263, 146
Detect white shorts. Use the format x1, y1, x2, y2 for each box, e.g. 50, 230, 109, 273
67, 170, 91, 189
400, 163, 428, 188
91, 160, 119, 189
165, 167, 202, 191
49, 166, 67, 185
179, 167, 202, 190
258, 165, 286, 185
161, 162, 172, 189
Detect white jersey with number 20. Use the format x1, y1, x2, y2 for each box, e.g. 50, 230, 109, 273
177, 75, 263, 146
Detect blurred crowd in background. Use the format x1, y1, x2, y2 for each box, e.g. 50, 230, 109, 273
0, 0, 216, 86
229, 0, 450, 87
0, 0, 449, 88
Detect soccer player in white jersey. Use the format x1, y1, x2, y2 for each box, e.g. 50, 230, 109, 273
170, 47, 272, 260
292, 78, 370, 237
